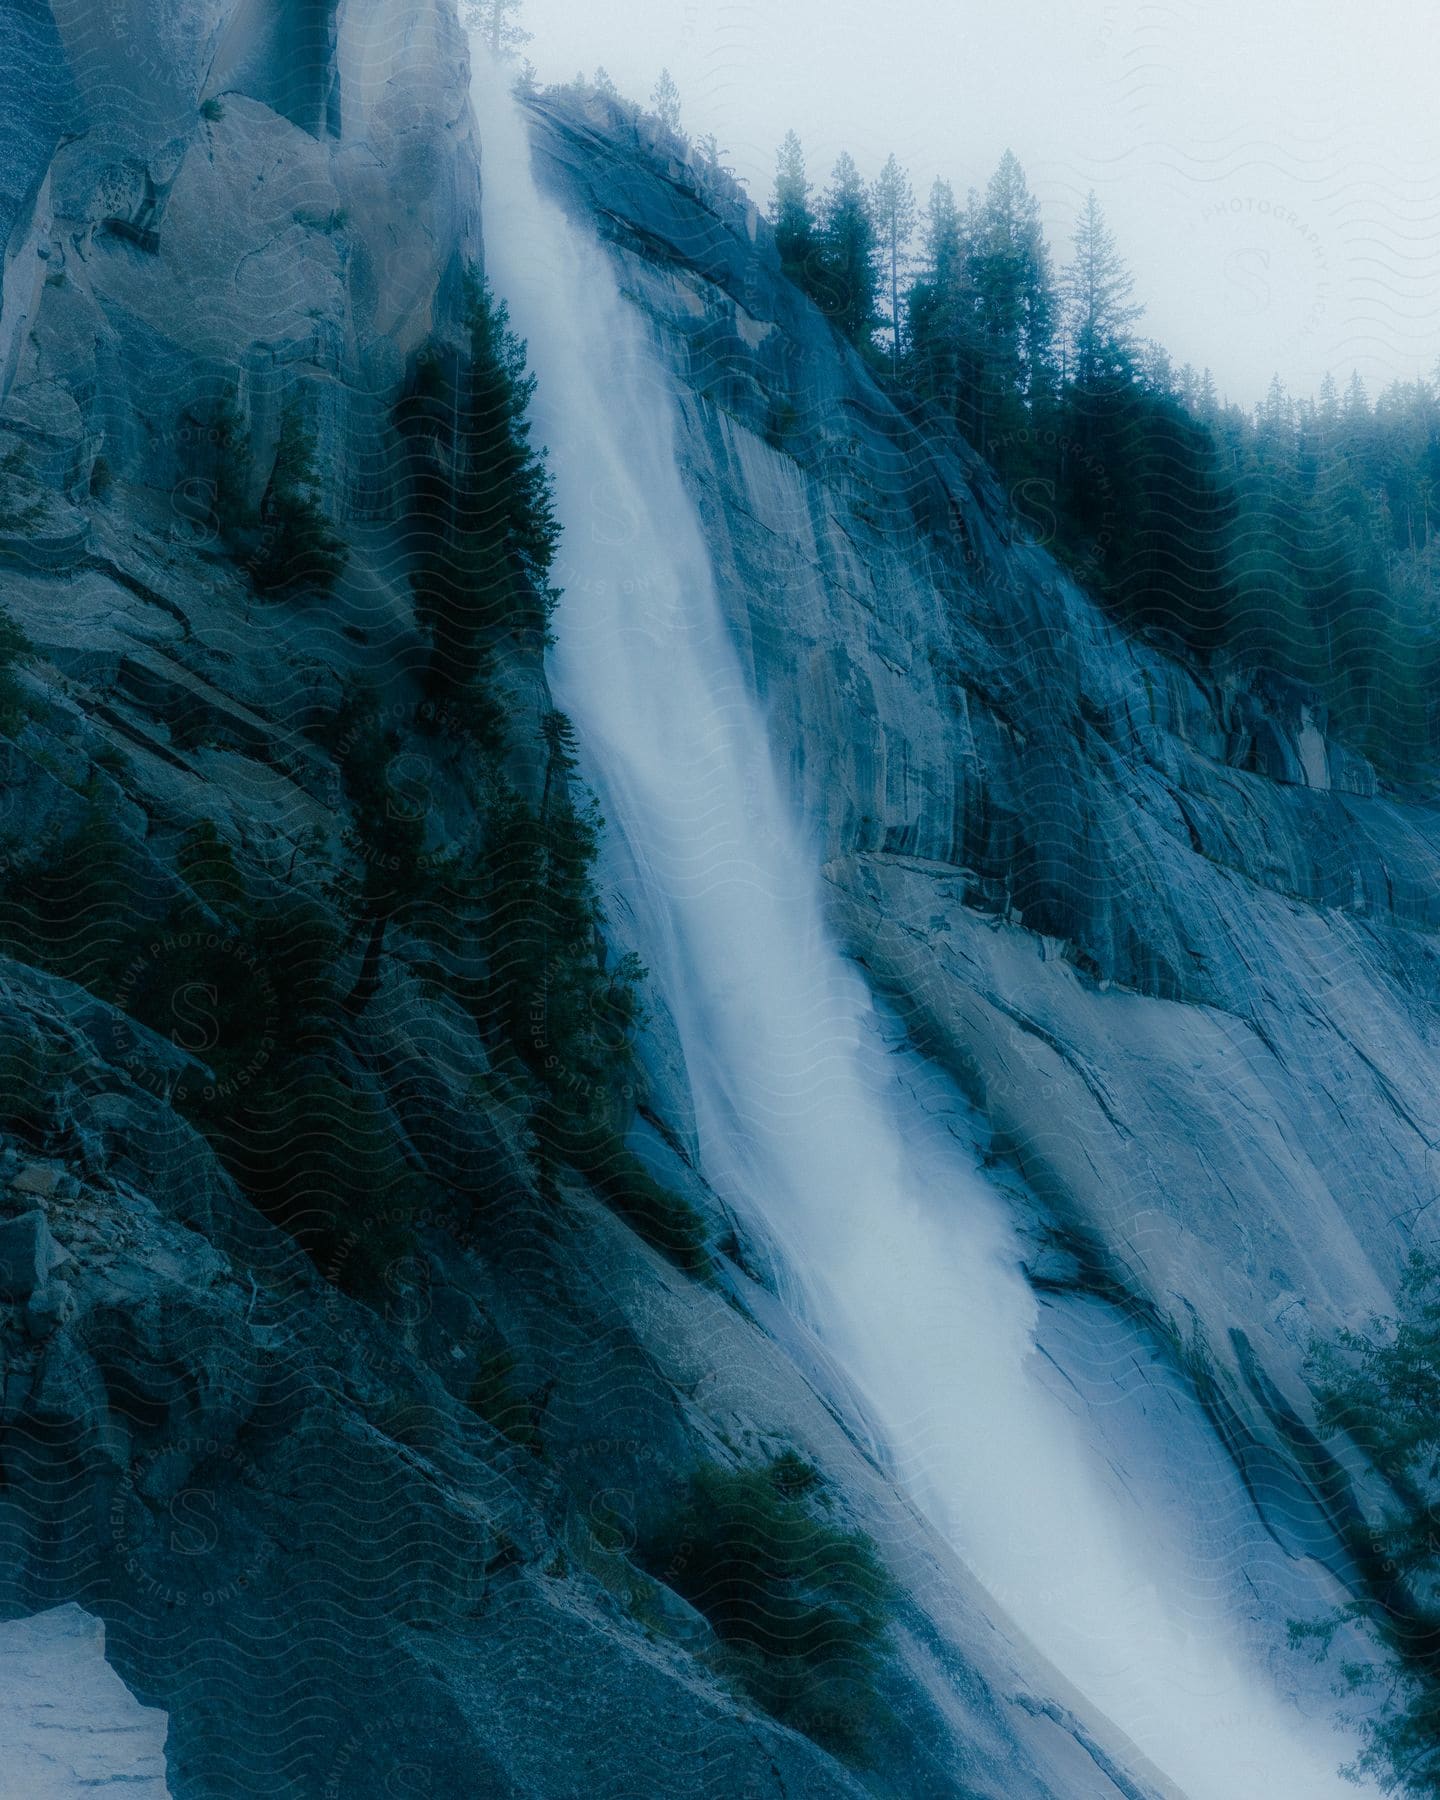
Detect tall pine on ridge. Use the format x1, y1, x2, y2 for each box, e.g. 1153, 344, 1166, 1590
871, 155, 916, 376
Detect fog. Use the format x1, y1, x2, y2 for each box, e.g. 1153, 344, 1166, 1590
521, 0, 1440, 406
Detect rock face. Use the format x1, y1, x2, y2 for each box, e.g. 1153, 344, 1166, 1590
0, 1603, 170, 1796
0, 6, 1429, 1798
523, 75, 1440, 1774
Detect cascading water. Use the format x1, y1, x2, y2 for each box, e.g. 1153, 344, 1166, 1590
471, 57, 1378, 1800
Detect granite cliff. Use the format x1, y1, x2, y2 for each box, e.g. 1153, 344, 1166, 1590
0, 4, 1431, 1795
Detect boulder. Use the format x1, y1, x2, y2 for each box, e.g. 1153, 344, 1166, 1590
0, 1209, 68, 1300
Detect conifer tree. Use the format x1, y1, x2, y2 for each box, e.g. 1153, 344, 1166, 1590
816, 151, 880, 347
247, 407, 347, 597
651, 68, 682, 135
966, 151, 1057, 445
398, 273, 559, 700
1317, 370, 1341, 433
871, 154, 917, 375
1343, 371, 1372, 450
771, 131, 816, 274
907, 179, 964, 399
1063, 191, 1143, 395
593, 66, 619, 99
462, 0, 531, 61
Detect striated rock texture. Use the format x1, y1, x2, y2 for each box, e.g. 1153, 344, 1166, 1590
0, 7, 1430, 1800
526, 75, 1440, 1713
0, 1602, 170, 1795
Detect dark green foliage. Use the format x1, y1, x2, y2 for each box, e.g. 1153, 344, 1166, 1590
641, 1455, 892, 1756
907, 178, 969, 406
811, 152, 881, 347
122, 924, 279, 1082
0, 606, 31, 734
0, 797, 416, 1284
195, 392, 345, 597
176, 819, 246, 914
771, 132, 816, 281
0, 805, 150, 995
397, 272, 560, 697
770, 132, 838, 317
962, 152, 1058, 450
118, 882, 337, 1108
246, 407, 346, 596
208, 1060, 424, 1290
1060, 367, 1436, 769
870, 154, 916, 375
133, 855, 414, 1287
22, 809, 392, 1279
548, 1122, 710, 1274
466, 1347, 540, 1448
1054, 382, 1234, 651
867, 135, 1440, 769
200, 96, 224, 121
479, 772, 641, 1102
1064, 191, 1143, 398
202, 389, 251, 541
1295, 1253, 1440, 1793
320, 683, 454, 1015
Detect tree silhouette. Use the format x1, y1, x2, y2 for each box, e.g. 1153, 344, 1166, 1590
871, 154, 917, 375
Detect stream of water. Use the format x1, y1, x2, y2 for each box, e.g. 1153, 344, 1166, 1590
472, 56, 1374, 1800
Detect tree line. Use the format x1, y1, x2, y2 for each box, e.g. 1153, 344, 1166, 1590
768, 133, 1440, 774
471, 8, 1439, 757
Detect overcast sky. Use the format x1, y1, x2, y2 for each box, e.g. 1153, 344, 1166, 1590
520, 0, 1440, 407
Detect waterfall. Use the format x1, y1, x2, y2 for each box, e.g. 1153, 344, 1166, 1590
471, 60, 1376, 1800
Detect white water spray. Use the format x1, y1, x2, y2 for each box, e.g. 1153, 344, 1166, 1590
472, 61, 1375, 1800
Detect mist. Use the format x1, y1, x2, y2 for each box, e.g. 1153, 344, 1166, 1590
521, 0, 1440, 406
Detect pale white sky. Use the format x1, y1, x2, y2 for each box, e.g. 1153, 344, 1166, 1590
521, 0, 1440, 407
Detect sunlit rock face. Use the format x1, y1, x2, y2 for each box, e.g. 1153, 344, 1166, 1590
0, 4, 1428, 1796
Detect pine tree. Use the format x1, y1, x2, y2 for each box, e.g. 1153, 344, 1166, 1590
907, 176, 986, 412
1343, 370, 1372, 447
696, 134, 731, 178
1139, 341, 1175, 396
966, 151, 1057, 447
816, 152, 880, 348
462, 0, 531, 61
247, 407, 347, 597
1317, 370, 1341, 433
921, 179, 964, 290
771, 131, 816, 274
870, 155, 916, 376
593, 66, 619, 99
397, 273, 559, 699
1063, 191, 1143, 396
651, 68, 682, 136
907, 178, 968, 401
